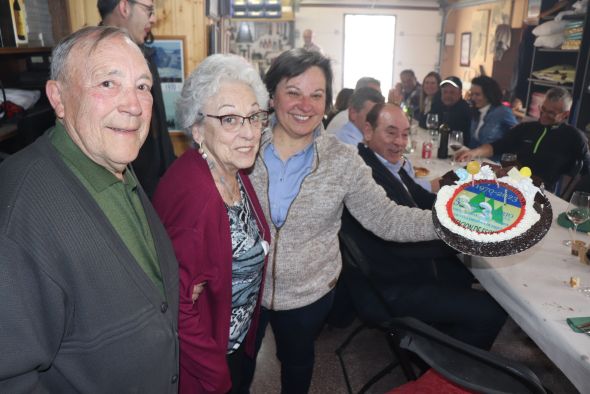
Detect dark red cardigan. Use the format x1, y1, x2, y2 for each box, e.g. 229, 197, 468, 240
153, 149, 270, 394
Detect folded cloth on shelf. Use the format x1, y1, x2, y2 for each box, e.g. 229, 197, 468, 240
566, 316, 590, 333
532, 20, 567, 36
0, 89, 41, 110
531, 64, 576, 84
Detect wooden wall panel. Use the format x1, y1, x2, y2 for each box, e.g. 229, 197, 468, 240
65, 0, 207, 72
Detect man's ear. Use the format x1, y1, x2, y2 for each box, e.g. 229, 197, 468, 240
348, 106, 357, 122
559, 110, 570, 122
362, 121, 372, 142
119, 0, 131, 18
46, 80, 65, 119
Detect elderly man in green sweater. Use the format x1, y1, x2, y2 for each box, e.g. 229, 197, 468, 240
0, 26, 179, 392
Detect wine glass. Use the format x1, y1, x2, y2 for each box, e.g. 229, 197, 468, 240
448, 130, 464, 165
564, 191, 590, 247
426, 113, 439, 132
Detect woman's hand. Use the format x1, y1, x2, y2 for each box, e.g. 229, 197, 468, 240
192, 282, 207, 303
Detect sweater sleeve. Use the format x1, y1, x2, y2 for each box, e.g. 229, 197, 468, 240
0, 236, 66, 392
343, 150, 438, 242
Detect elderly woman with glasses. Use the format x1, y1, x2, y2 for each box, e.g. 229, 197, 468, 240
242, 48, 439, 393
153, 54, 271, 394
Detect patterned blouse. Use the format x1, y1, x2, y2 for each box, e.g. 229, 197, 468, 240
226, 177, 265, 353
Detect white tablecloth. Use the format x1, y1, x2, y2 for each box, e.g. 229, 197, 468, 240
404, 128, 590, 392
467, 193, 590, 393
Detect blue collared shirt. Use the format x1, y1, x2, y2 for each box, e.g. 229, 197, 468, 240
335, 121, 363, 146
373, 151, 432, 192
263, 138, 315, 228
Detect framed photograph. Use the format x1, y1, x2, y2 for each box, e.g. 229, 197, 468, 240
145, 36, 186, 131
460, 32, 471, 67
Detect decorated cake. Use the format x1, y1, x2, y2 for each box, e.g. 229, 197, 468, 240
433, 162, 552, 256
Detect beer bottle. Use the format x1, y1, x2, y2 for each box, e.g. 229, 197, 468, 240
437, 119, 450, 159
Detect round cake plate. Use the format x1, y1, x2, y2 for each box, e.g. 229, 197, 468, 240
432, 193, 553, 257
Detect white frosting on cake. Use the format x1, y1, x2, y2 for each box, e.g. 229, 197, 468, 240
435, 165, 541, 242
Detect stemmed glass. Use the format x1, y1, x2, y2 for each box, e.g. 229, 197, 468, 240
425, 113, 439, 152
564, 191, 590, 247
448, 130, 464, 165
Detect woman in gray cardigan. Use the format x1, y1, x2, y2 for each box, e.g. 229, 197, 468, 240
246, 49, 439, 393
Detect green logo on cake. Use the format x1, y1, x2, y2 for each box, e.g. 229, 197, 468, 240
449, 181, 524, 233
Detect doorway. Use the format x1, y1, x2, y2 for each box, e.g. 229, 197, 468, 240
343, 14, 396, 94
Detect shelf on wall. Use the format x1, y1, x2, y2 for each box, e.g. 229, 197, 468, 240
528, 78, 574, 90
0, 47, 51, 55
536, 47, 579, 53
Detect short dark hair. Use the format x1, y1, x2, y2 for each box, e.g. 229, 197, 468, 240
264, 48, 333, 113
334, 88, 354, 112
471, 76, 503, 106
365, 102, 387, 129
349, 87, 384, 111
400, 69, 416, 78
97, 0, 120, 19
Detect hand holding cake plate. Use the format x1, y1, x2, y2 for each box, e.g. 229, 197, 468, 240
433, 162, 553, 257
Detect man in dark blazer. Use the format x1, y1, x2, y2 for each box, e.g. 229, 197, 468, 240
340, 103, 506, 350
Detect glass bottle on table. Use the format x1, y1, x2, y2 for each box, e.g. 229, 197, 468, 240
437, 118, 450, 160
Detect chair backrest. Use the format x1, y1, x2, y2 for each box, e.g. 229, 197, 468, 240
339, 231, 397, 322
387, 317, 547, 394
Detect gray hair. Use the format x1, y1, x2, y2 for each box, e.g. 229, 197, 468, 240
50, 26, 134, 82
176, 54, 269, 135
545, 87, 572, 111
355, 77, 380, 90
349, 86, 385, 111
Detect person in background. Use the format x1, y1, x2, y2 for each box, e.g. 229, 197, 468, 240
302, 28, 323, 53
98, 0, 176, 198
391, 69, 421, 116
436, 76, 471, 147
335, 87, 385, 146
324, 87, 353, 127
244, 48, 439, 394
325, 76, 381, 134
417, 71, 442, 129
457, 87, 590, 193
0, 26, 179, 392
469, 75, 517, 148
153, 54, 271, 394
340, 102, 506, 350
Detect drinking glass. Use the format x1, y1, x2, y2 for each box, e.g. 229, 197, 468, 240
564, 191, 590, 247
426, 113, 439, 133
448, 130, 464, 165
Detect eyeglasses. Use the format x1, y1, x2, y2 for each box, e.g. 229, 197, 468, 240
202, 111, 269, 132
128, 0, 155, 18
538, 105, 565, 118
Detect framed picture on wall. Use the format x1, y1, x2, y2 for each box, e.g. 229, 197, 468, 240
145, 36, 186, 131
460, 32, 471, 67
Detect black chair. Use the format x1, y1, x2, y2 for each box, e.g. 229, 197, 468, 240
336, 232, 415, 394
386, 317, 547, 394
337, 231, 548, 394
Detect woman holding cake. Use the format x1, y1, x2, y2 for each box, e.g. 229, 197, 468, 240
243, 48, 440, 393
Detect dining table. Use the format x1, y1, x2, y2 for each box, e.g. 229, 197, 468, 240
406, 125, 590, 393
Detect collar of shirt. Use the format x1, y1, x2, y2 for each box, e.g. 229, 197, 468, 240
474, 104, 491, 140
50, 122, 137, 193
372, 150, 413, 178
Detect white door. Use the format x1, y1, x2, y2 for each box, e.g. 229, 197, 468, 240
343, 14, 396, 94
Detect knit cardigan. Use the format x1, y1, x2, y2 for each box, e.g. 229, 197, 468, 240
250, 130, 438, 311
